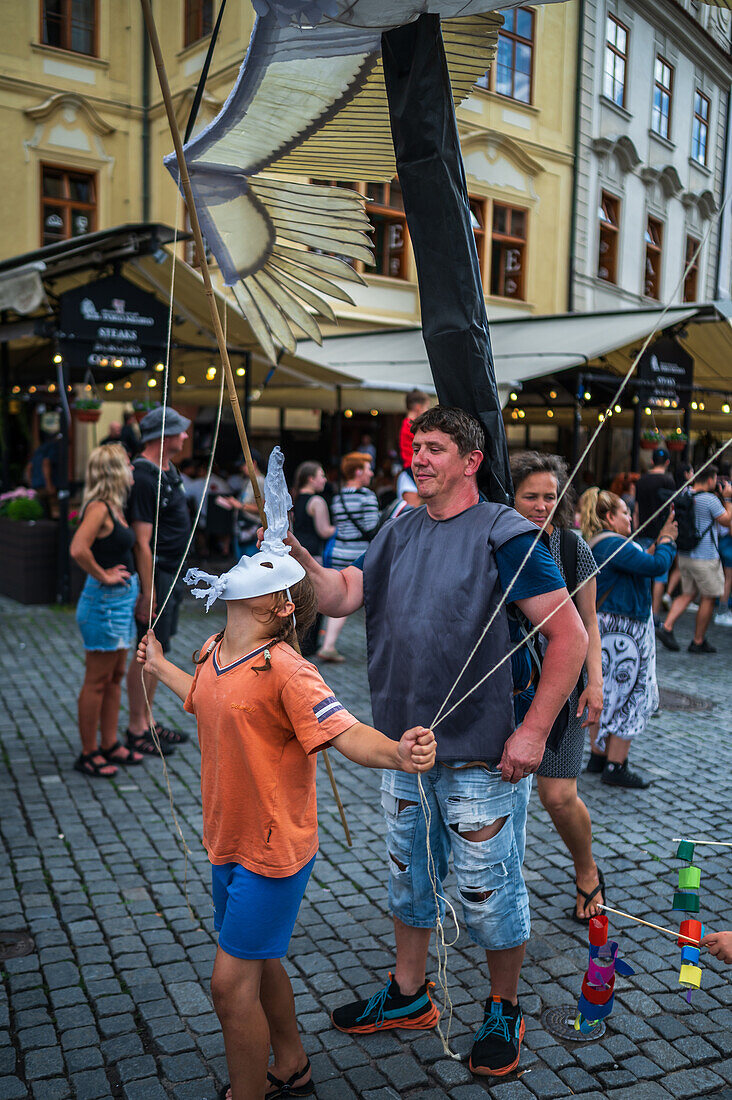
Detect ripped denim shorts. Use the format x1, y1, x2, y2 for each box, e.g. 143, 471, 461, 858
380, 763, 531, 951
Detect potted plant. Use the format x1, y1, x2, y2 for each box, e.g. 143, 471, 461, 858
73, 396, 103, 423
668, 430, 688, 452
0, 489, 58, 604
640, 428, 664, 451
133, 398, 160, 423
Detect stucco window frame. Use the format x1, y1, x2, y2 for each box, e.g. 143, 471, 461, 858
651, 55, 674, 142
184, 0, 214, 49
39, 0, 99, 59
603, 13, 630, 111
40, 161, 98, 248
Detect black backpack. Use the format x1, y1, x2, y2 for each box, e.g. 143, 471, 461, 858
674, 491, 715, 553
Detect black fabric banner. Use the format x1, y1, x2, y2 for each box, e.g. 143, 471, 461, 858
382, 14, 512, 506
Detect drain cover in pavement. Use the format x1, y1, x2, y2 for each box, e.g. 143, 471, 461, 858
0, 930, 35, 961
659, 687, 712, 711
541, 1005, 605, 1041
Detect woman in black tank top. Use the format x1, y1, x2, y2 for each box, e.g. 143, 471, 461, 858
291, 462, 334, 655
70, 445, 143, 777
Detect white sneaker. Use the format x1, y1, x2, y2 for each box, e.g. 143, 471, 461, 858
715, 610, 732, 627
687, 602, 699, 612
662, 593, 672, 610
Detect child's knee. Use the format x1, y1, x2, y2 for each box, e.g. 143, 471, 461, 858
211, 959, 261, 1019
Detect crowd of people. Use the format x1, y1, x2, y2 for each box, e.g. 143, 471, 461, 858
61, 392, 731, 1096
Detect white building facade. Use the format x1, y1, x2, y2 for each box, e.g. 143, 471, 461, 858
572, 0, 732, 312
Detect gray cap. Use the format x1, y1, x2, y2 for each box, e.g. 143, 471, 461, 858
139, 407, 191, 443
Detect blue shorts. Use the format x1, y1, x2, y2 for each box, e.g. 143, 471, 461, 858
76, 574, 139, 651
381, 764, 531, 951
211, 855, 316, 960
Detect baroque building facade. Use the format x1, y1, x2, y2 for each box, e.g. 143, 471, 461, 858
571, 0, 732, 312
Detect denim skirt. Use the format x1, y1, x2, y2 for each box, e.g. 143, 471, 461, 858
76, 574, 139, 652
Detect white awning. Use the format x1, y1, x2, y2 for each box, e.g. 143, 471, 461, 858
298, 305, 703, 396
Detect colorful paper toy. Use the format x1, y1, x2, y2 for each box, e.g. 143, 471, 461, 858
673, 844, 704, 1002
574, 915, 634, 1035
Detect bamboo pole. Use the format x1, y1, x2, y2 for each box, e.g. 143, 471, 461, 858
139, 0, 351, 847
597, 904, 701, 946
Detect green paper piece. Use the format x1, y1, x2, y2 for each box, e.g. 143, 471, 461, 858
676, 841, 695, 862
672, 891, 700, 913
678, 866, 701, 890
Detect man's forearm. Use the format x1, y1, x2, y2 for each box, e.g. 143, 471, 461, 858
523, 631, 587, 739
134, 543, 154, 599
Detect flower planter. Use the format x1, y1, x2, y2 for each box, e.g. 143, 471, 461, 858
74, 409, 101, 423
668, 440, 686, 452
640, 439, 662, 450
0, 517, 59, 604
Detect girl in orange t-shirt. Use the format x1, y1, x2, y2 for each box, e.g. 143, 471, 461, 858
137, 557, 435, 1100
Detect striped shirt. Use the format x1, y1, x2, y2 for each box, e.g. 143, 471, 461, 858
330, 488, 379, 568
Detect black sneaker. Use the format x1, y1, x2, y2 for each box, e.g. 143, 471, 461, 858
656, 626, 680, 651
585, 753, 607, 774
469, 997, 524, 1077
601, 761, 650, 789
126, 729, 175, 757
331, 973, 439, 1034
688, 639, 716, 654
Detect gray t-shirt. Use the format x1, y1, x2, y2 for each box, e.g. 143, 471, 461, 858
689, 491, 725, 560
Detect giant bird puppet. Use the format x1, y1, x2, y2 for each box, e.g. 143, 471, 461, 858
166, 0, 731, 505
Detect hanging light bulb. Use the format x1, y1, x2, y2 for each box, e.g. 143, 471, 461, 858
509, 392, 518, 402
236, 367, 245, 377
517, 409, 525, 419
547, 409, 554, 418
584, 390, 591, 401
105, 382, 114, 391
699, 401, 705, 411
114, 359, 123, 368
614, 404, 621, 413
206, 366, 217, 381
598, 412, 605, 422
344, 409, 353, 418
48, 383, 56, 393
154, 362, 165, 372
53, 353, 63, 364
177, 374, 186, 385
123, 381, 132, 389
723, 402, 731, 414
549, 390, 557, 400
691, 401, 698, 410
147, 378, 157, 388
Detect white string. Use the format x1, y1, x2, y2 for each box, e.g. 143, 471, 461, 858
433, 440, 731, 730
429, 197, 730, 732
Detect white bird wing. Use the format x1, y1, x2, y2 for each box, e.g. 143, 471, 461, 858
163, 7, 505, 360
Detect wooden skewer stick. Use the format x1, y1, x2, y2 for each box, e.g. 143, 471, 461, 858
139, 0, 352, 849
597, 904, 701, 946
672, 838, 732, 847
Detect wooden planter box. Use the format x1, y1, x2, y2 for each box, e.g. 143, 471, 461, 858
0, 519, 86, 604
0, 517, 59, 604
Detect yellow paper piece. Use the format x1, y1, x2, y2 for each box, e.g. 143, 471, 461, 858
679, 963, 702, 989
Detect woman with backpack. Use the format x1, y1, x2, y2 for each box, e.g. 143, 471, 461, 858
317, 452, 379, 662
581, 489, 677, 790
511, 453, 605, 923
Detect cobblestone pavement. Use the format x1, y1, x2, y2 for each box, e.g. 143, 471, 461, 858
1, 593, 731, 1100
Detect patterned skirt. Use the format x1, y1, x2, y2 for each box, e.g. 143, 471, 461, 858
596, 611, 658, 751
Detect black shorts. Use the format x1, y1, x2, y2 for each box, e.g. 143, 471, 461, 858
136, 567, 185, 653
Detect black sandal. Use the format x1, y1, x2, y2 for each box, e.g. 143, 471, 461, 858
266, 1060, 314, 1098
571, 867, 606, 924
155, 724, 189, 746
74, 752, 117, 779
125, 729, 175, 757
101, 740, 144, 766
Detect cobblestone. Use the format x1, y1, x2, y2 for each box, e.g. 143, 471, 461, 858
1, 599, 730, 1098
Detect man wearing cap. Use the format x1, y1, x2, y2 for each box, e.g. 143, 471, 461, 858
125, 407, 192, 756
634, 447, 675, 623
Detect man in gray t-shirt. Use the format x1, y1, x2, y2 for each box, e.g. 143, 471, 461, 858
658, 467, 732, 653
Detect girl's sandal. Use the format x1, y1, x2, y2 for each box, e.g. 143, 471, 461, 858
266, 1059, 314, 1098
73, 752, 117, 779
571, 867, 606, 924
101, 740, 144, 766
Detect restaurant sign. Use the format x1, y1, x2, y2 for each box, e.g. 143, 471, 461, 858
637, 336, 694, 407
58, 275, 168, 373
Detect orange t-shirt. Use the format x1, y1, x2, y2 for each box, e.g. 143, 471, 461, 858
184, 637, 357, 877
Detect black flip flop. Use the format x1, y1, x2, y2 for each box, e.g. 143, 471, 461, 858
571, 867, 606, 924
266, 1059, 314, 1098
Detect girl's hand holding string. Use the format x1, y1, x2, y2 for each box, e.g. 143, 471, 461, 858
398, 726, 437, 773
137, 629, 165, 676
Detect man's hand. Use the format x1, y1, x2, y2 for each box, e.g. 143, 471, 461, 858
256, 526, 302, 555
577, 682, 603, 727
135, 590, 156, 622
397, 727, 437, 773
499, 724, 547, 783
701, 930, 732, 965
